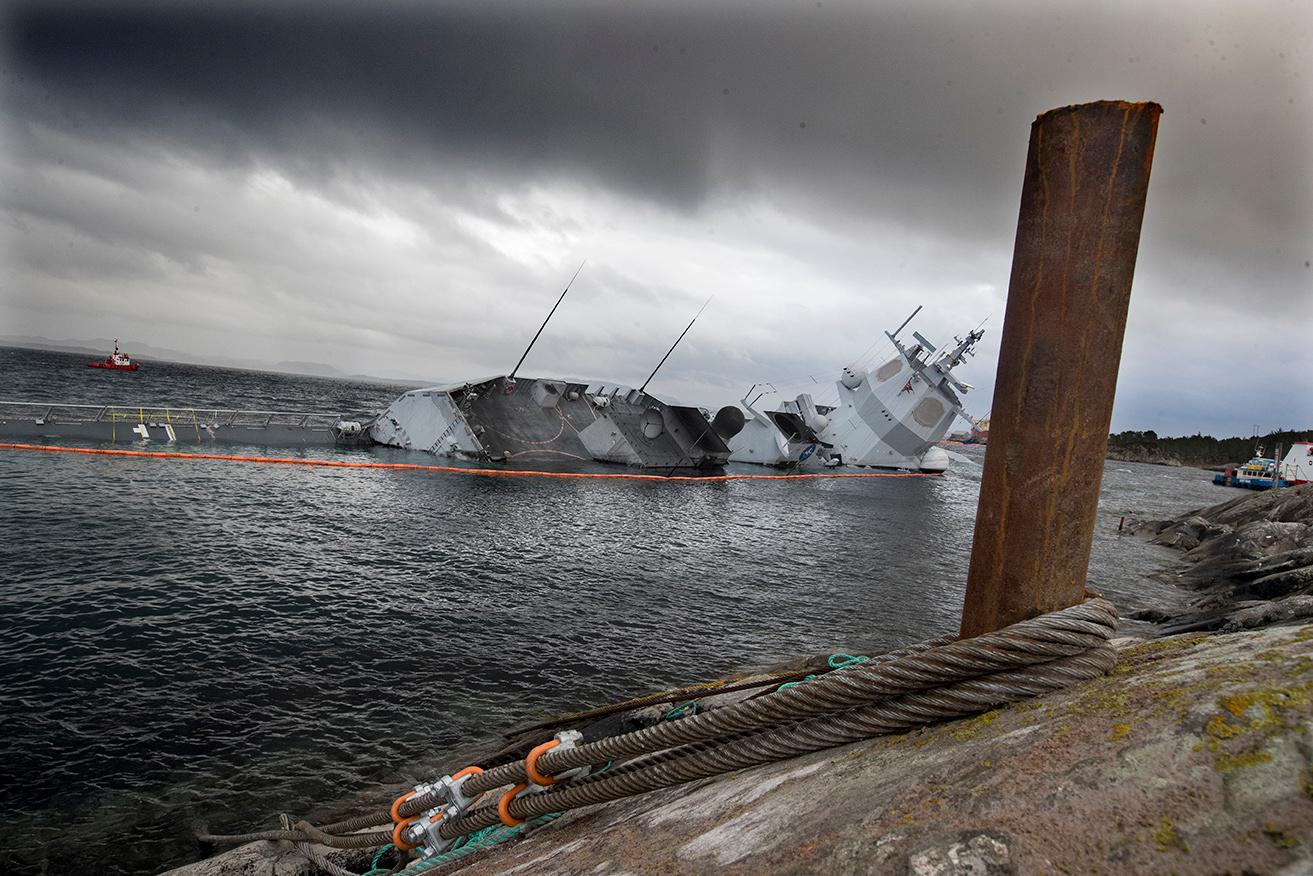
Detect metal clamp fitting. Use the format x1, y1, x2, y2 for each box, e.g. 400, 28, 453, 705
392, 816, 423, 851
547, 730, 590, 782
409, 766, 485, 857
390, 783, 434, 823
433, 766, 483, 811
411, 804, 462, 858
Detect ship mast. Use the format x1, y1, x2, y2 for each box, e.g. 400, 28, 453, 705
891, 306, 922, 339
508, 262, 585, 381
639, 297, 711, 394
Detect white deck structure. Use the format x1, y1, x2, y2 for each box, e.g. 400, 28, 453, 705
728, 314, 983, 472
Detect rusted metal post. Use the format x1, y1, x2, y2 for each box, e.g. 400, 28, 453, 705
960, 100, 1162, 638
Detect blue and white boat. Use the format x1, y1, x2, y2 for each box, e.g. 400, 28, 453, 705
1213, 446, 1303, 490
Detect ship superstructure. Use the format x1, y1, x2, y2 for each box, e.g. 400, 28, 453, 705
728, 309, 983, 472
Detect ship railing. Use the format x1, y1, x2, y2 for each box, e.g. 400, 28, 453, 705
0, 401, 349, 430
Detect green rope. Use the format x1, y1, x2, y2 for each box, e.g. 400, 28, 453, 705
358, 842, 396, 876
391, 813, 561, 876
777, 653, 869, 691
775, 674, 816, 691
450, 823, 496, 852
663, 701, 700, 720
828, 653, 869, 669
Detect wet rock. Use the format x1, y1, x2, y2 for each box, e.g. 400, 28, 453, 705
1238, 551, 1313, 600
1220, 595, 1313, 632
1202, 485, 1313, 528
161, 841, 328, 875
1150, 515, 1213, 551
1182, 521, 1309, 567
1132, 485, 1313, 633
1127, 607, 1174, 623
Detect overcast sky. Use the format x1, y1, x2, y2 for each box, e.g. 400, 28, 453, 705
1, 0, 1309, 436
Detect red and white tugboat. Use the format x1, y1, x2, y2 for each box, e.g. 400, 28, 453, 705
86, 339, 139, 371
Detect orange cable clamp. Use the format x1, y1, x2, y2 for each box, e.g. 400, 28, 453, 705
390, 790, 417, 823
391, 817, 421, 851
524, 739, 562, 786
497, 783, 529, 828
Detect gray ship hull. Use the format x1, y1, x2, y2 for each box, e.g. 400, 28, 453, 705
371, 376, 738, 470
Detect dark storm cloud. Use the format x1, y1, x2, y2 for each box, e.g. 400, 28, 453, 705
7, 2, 1309, 286
1, 1, 1309, 434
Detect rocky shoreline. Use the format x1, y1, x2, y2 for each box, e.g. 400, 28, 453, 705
1127, 483, 1313, 634
1106, 448, 1187, 467
1104, 449, 1228, 472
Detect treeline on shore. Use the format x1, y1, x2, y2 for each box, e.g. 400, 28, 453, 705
1107, 428, 1312, 467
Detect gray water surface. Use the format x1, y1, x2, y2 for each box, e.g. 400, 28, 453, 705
0, 347, 1223, 874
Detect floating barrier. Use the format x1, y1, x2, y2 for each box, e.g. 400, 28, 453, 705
0, 442, 942, 483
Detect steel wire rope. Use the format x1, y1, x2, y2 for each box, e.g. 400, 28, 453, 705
195, 824, 392, 849
440, 643, 1115, 838
199, 599, 1117, 857
278, 813, 363, 876
428, 599, 1115, 811
386, 635, 958, 823
389, 607, 1108, 821
319, 812, 402, 835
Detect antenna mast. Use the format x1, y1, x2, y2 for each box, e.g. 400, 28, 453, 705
891, 305, 923, 339
508, 262, 585, 381
639, 297, 711, 394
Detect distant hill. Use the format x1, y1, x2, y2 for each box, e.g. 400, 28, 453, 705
271, 360, 347, 378
0, 335, 438, 386
1108, 429, 1313, 468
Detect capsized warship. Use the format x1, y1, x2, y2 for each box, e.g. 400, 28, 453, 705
370, 271, 745, 470
728, 307, 983, 472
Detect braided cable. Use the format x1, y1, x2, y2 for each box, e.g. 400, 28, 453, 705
319, 811, 396, 835
295, 841, 360, 876
441, 641, 1114, 838
446, 599, 1116, 808
205, 599, 1117, 857
195, 826, 392, 850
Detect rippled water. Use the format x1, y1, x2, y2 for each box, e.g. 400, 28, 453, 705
0, 346, 1225, 874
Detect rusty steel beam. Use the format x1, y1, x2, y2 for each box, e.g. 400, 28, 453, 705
960, 100, 1162, 638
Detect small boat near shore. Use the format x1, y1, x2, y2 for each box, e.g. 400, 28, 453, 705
86, 340, 139, 372
1213, 442, 1311, 490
